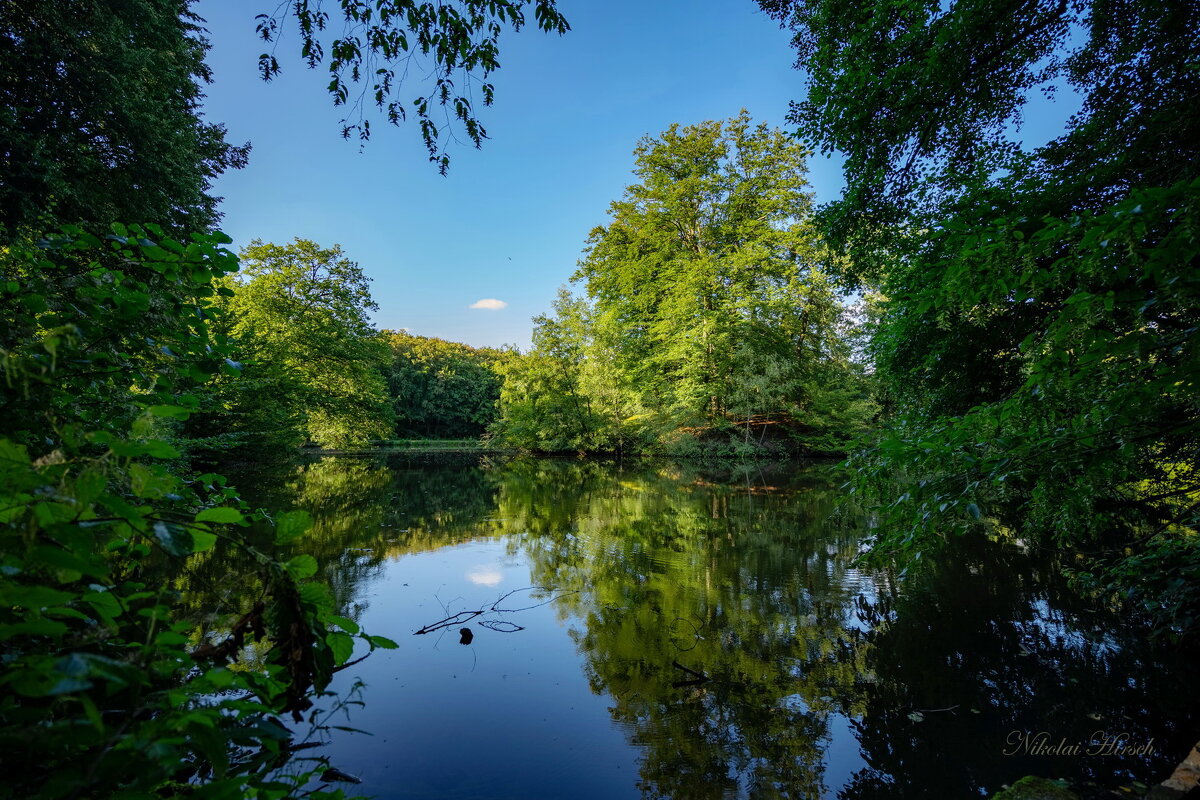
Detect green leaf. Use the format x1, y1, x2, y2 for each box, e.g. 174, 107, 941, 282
82, 590, 123, 622
0, 620, 70, 641
147, 404, 191, 420
154, 521, 198, 557
195, 507, 244, 524
204, 667, 236, 689
274, 509, 312, 544
143, 440, 181, 459
299, 582, 333, 612
284, 554, 319, 580
130, 462, 176, 499
191, 530, 218, 552
327, 631, 355, 665
367, 635, 399, 650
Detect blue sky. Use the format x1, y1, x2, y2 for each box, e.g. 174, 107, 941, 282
195, 1, 1079, 351
195, 1, 833, 350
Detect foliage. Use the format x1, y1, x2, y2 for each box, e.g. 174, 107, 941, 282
242, 454, 1199, 797
0, 225, 241, 452
0, 0, 584, 794
196, 239, 394, 451
761, 0, 1200, 636
491, 289, 617, 452
0, 0, 248, 235
0, 229, 397, 798
383, 330, 504, 439
493, 114, 875, 455
255, 0, 569, 171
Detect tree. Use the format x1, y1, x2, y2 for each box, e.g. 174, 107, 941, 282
760, 0, 1200, 635
0, 2, 566, 794
0, 229, 401, 799
0, 0, 248, 235
491, 289, 610, 451
384, 330, 504, 438
574, 112, 855, 446
217, 239, 393, 449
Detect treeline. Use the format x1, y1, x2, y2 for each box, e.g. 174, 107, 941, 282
758, 0, 1200, 638
184, 116, 879, 460
174, 238, 507, 456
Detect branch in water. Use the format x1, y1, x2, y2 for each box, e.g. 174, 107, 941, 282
413, 586, 575, 635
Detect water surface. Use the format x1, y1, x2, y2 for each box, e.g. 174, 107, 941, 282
205, 455, 1198, 799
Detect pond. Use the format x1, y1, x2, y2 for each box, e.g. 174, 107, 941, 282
206, 454, 1198, 799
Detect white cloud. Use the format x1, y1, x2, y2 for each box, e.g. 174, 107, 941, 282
469, 298, 508, 310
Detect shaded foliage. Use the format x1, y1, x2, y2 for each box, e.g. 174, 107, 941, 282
761, 0, 1200, 637
0, 230, 396, 799
0, 0, 247, 235
383, 330, 504, 439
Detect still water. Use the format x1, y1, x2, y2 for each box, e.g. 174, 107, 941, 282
213, 454, 1198, 799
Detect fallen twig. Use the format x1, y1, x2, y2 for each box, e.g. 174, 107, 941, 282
413, 586, 576, 635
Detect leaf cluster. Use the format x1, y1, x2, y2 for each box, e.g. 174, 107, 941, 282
255, 0, 569, 172
0, 0, 248, 235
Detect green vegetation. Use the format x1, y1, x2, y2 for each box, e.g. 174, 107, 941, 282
760, 0, 1200, 638
0, 229, 398, 799
189, 239, 394, 453
0, 0, 248, 234
2, 0, 1197, 794
0, 1, 565, 796
490, 113, 876, 455
383, 330, 505, 439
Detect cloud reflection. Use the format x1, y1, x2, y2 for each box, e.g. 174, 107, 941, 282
466, 566, 503, 586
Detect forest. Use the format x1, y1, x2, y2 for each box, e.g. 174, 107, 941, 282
0, 0, 1196, 798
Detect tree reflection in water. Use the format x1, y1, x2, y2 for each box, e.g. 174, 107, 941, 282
201, 455, 1198, 799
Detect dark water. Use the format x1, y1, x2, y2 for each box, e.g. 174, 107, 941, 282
201, 454, 1198, 799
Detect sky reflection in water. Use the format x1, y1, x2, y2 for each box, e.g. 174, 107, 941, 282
217, 455, 1198, 800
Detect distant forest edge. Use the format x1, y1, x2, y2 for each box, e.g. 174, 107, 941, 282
184, 116, 874, 460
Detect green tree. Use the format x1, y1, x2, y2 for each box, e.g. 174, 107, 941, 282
760, 0, 1200, 635
0, 1, 567, 794
0, 0, 247, 235
384, 330, 504, 438
574, 112, 858, 448
211, 239, 393, 450
490, 288, 619, 452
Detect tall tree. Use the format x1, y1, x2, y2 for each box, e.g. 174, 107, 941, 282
0, 0, 248, 234
575, 112, 850, 439
761, 0, 1200, 634
216, 239, 393, 449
